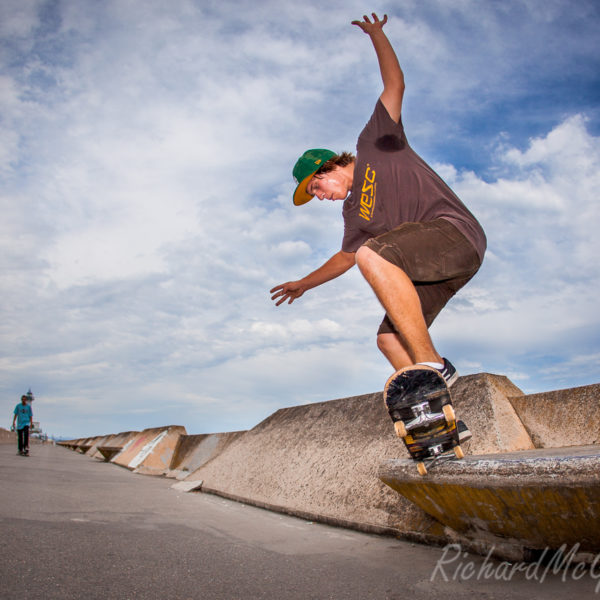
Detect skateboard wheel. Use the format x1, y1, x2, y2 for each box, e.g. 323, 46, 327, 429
442, 403, 456, 424
394, 420, 407, 438
454, 445, 464, 459
417, 462, 427, 476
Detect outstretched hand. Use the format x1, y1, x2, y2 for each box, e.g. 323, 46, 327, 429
270, 281, 307, 306
351, 12, 388, 34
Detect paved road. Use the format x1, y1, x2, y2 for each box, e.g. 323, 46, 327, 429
0, 443, 598, 599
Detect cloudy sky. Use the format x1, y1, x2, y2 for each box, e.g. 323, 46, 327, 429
1, 0, 599, 439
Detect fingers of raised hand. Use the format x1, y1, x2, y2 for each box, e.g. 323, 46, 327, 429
352, 13, 387, 30
369, 13, 387, 26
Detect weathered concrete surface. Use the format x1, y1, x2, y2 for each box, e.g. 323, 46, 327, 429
96, 430, 139, 462
182, 374, 532, 543
75, 437, 94, 453
165, 431, 245, 480
450, 374, 534, 454
509, 383, 600, 448
83, 435, 111, 458
82, 436, 104, 453
0, 427, 17, 444
379, 445, 600, 561
112, 425, 186, 475
184, 391, 442, 541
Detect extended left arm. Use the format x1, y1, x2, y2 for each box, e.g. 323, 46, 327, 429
352, 13, 405, 123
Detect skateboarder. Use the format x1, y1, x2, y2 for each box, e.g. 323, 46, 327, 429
12, 395, 33, 456
270, 14, 485, 439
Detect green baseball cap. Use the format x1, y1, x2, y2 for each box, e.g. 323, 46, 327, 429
292, 148, 336, 206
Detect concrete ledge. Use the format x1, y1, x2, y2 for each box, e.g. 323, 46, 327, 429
379, 445, 600, 561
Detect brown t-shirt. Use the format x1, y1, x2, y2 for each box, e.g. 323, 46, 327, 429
342, 100, 486, 260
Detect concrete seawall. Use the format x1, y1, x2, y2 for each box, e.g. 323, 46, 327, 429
59, 375, 600, 561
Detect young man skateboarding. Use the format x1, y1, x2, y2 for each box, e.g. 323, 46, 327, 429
13, 395, 33, 456
270, 14, 486, 438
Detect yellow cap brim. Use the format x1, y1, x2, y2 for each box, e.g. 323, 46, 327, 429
293, 174, 314, 206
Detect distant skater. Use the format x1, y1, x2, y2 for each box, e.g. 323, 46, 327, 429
13, 395, 33, 456
270, 14, 486, 439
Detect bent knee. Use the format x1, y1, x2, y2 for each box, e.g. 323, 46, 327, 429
356, 243, 407, 277
355, 245, 373, 268
376, 332, 395, 354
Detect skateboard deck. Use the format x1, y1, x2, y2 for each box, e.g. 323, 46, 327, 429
383, 365, 463, 475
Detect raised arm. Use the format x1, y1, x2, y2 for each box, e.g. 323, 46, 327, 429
352, 13, 405, 123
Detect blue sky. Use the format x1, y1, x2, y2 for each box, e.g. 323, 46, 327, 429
1, 0, 599, 439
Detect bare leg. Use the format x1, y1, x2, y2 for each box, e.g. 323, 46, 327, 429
377, 332, 413, 370
356, 246, 442, 364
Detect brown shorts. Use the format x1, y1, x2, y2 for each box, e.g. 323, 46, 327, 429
362, 218, 482, 334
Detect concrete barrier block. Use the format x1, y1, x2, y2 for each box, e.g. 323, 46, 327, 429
451, 373, 534, 454
112, 429, 163, 468
510, 383, 600, 448
111, 425, 187, 475
77, 437, 95, 453
84, 435, 110, 458
0, 427, 17, 444
89, 435, 116, 459
95, 430, 139, 462
379, 445, 600, 561
166, 431, 246, 480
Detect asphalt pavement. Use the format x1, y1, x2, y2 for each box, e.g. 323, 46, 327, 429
0, 443, 598, 599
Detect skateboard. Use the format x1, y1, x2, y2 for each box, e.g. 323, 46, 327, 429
383, 365, 464, 475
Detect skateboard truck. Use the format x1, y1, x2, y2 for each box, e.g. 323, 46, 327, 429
427, 443, 444, 457
404, 401, 445, 432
